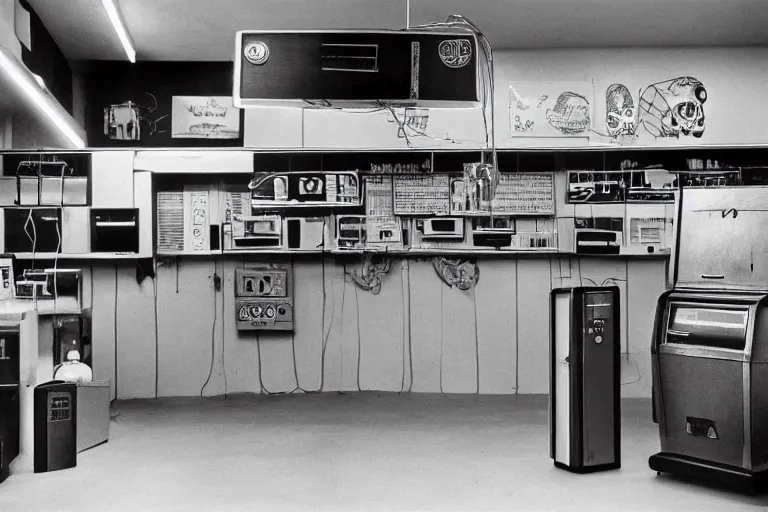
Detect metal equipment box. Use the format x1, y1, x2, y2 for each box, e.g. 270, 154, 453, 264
550, 286, 621, 473
650, 186, 768, 492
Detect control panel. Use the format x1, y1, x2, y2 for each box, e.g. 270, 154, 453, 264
234, 266, 293, 331
584, 292, 614, 346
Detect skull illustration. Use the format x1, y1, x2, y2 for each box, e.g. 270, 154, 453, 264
546, 92, 590, 135
605, 84, 636, 138
639, 77, 707, 138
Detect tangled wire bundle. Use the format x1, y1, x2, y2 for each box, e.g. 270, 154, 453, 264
346, 255, 391, 295
432, 258, 479, 290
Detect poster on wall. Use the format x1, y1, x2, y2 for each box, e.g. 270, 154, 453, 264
591, 77, 708, 146
508, 81, 594, 138
171, 96, 241, 139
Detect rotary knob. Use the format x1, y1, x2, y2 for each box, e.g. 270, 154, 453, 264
238, 306, 250, 321
250, 305, 263, 318
277, 306, 287, 316
264, 306, 276, 319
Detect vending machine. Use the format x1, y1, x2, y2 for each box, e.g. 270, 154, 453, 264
550, 286, 621, 473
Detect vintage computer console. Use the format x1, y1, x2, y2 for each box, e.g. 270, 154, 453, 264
471, 216, 515, 248
234, 267, 293, 331
90, 209, 139, 253
250, 172, 361, 208
411, 217, 471, 250
222, 191, 282, 250
156, 185, 221, 254
419, 217, 464, 240
0, 255, 15, 301
335, 215, 366, 251
15, 269, 82, 314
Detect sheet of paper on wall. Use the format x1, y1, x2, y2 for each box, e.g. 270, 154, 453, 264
171, 96, 241, 139
450, 173, 554, 215
365, 175, 401, 246
508, 81, 594, 138
623, 204, 673, 255
393, 175, 450, 216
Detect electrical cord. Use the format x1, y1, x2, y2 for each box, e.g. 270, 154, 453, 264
222, 261, 228, 399
354, 284, 362, 392
399, 263, 406, 395
200, 261, 217, 397
406, 260, 414, 392
439, 282, 444, 394
472, 284, 480, 395
113, 266, 118, 401
255, 332, 300, 396
153, 258, 159, 399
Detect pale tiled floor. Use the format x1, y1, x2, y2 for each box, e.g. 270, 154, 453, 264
1, 393, 766, 512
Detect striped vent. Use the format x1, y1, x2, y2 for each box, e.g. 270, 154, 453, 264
157, 191, 184, 252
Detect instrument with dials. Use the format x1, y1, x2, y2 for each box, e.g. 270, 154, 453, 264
234, 267, 293, 331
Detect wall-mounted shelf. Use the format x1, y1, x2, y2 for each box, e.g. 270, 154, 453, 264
12, 252, 146, 260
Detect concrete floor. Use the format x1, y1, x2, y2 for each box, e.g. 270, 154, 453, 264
1, 393, 766, 511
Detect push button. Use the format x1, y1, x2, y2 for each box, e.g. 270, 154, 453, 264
595, 335, 603, 344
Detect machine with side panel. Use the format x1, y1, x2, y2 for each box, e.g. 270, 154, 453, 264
234, 266, 293, 331
650, 186, 768, 492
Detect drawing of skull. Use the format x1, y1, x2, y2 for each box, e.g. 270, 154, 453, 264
605, 84, 636, 137
546, 92, 590, 134
639, 77, 707, 138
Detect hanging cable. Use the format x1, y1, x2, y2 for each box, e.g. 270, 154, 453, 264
399, 263, 407, 395
472, 284, 480, 394
439, 283, 444, 394
222, 261, 228, 399
200, 261, 217, 397
355, 284, 362, 392
433, 257, 479, 290
346, 254, 390, 295
153, 258, 159, 399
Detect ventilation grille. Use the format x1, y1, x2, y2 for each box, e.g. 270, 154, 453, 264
321, 44, 378, 72
230, 193, 245, 217
157, 192, 184, 252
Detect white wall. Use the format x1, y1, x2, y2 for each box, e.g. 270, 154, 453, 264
78, 253, 664, 401
244, 47, 768, 150
62, 47, 768, 400
493, 47, 768, 148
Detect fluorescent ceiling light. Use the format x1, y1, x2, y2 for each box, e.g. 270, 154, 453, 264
0, 48, 86, 149
102, 0, 136, 63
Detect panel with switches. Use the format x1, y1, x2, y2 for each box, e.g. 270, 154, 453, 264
234, 266, 293, 331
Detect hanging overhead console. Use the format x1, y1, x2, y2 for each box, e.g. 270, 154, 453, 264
233, 30, 481, 108
650, 186, 768, 492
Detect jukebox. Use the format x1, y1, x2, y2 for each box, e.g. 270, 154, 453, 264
650, 186, 768, 491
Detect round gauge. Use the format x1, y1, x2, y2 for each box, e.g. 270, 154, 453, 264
244, 41, 269, 65
250, 305, 263, 318
264, 306, 276, 318
237, 306, 250, 321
